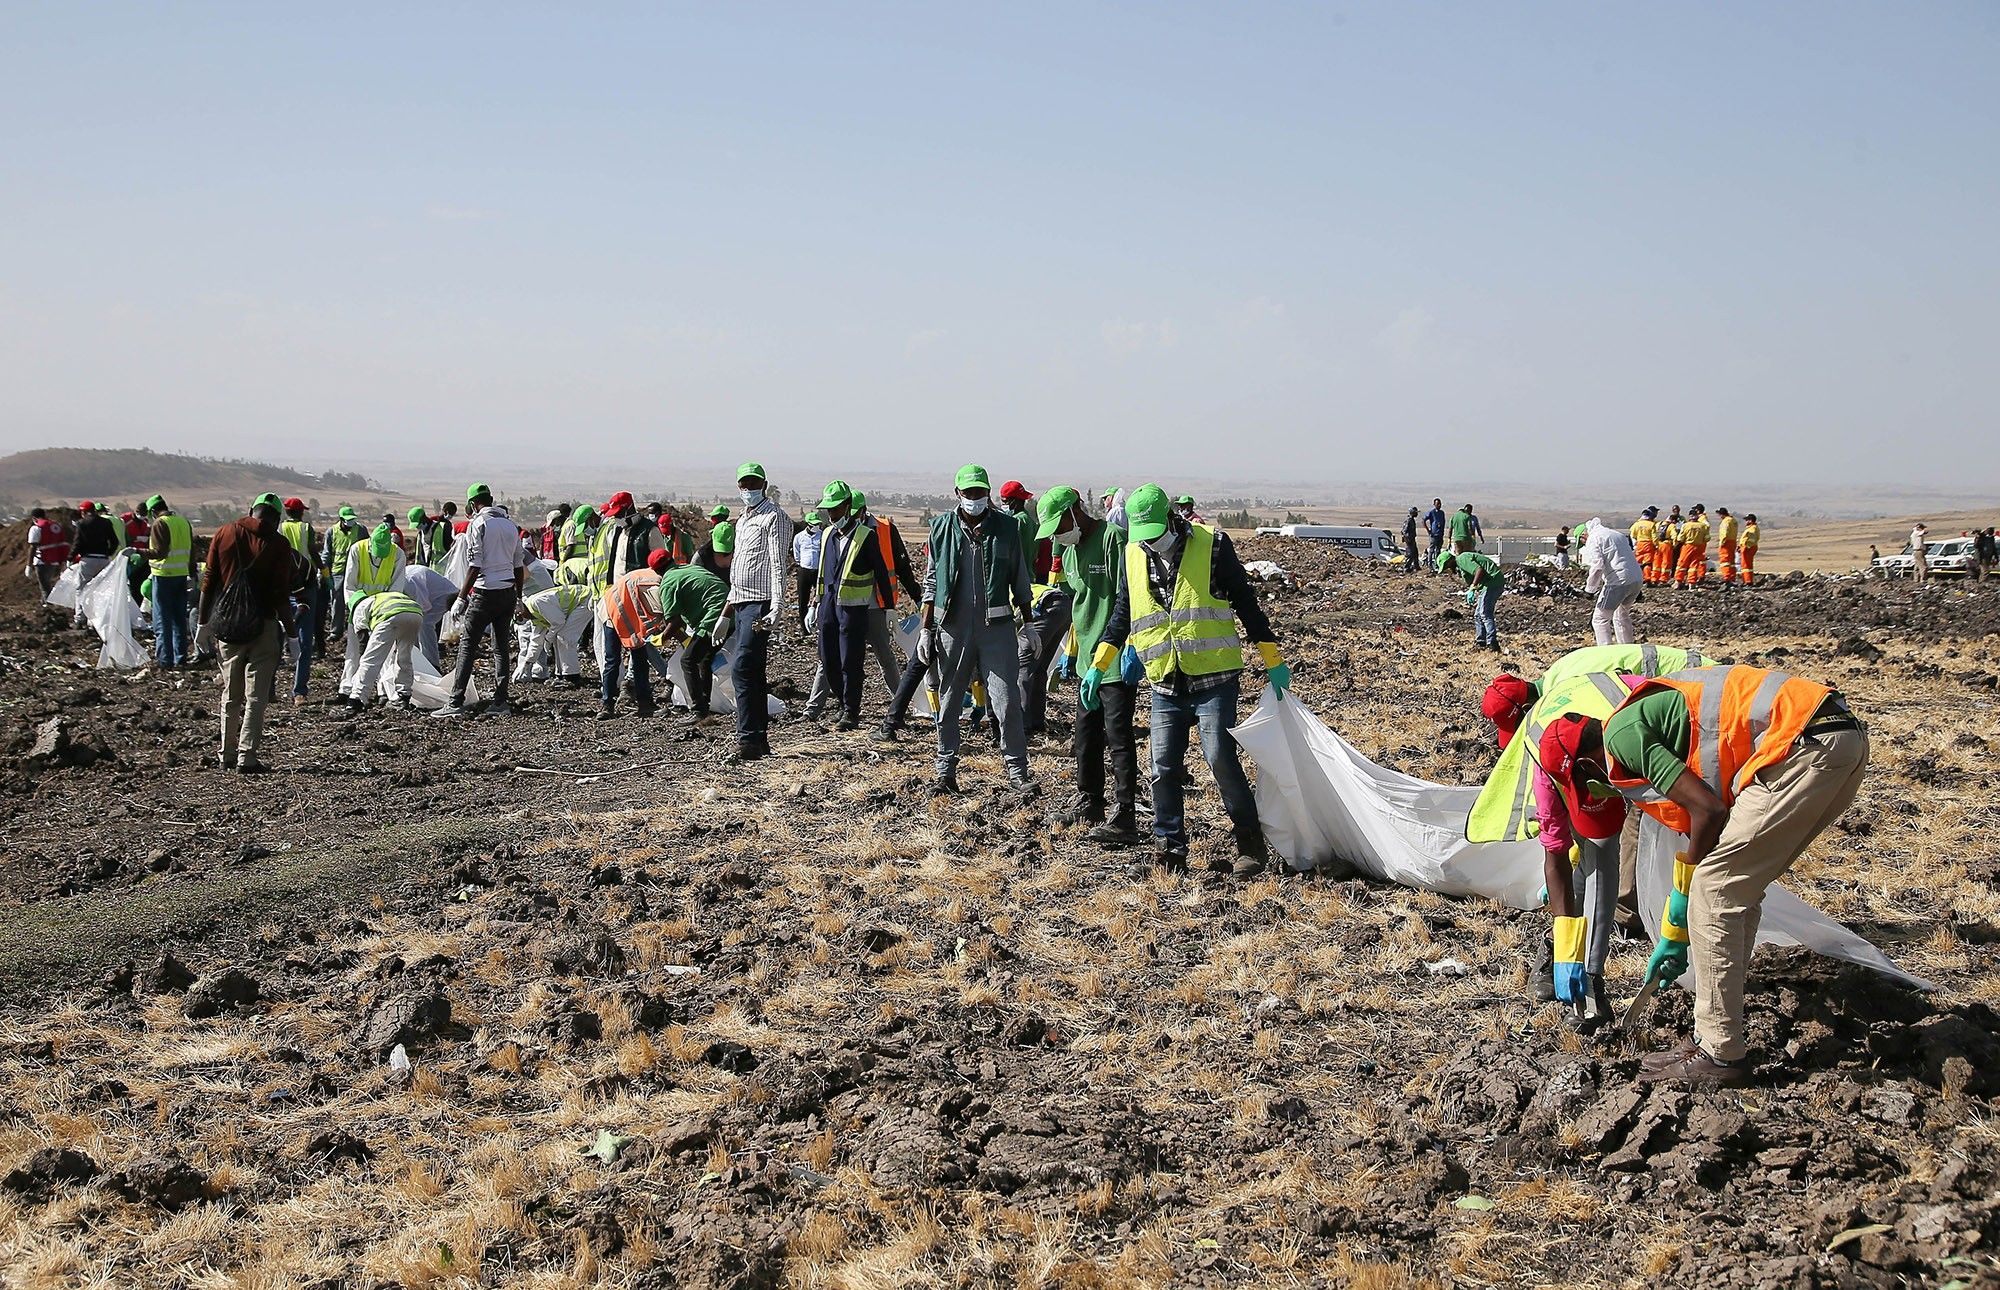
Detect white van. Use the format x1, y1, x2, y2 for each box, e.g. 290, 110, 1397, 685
1253, 524, 1404, 563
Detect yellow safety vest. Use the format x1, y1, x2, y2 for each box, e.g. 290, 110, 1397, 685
1465, 644, 1707, 844
1124, 524, 1242, 684
347, 545, 399, 609
359, 591, 420, 629
279, 520, 315, 566
832, 523, 878, 607
530, 584, 593, 626
150, 514, 193, 578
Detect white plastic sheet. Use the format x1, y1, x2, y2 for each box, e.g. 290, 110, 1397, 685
44, 564, 82, 610
1231, 689, 1932, 989
76, 566, 151, 670
896, 614, 935, 717
665, 643, 787, 717
406, 650, 477, 710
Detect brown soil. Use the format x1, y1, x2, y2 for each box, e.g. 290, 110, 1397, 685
1, 538, 1997, 1287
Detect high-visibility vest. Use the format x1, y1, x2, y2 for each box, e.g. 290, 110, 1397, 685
1606, 665, 1834, 834
358, 591, 420, 630
328, 523, 363, 577
602, 570, 663, 649
279, 520, 316, 565
559, 518, 596, 564
1630, 519, 1657, 546
870, 516, 897, 609
1124, 524, 1243, 684
588, 523, 616, 593
557, 556, 591, 587
830, 523, 879, 607
347, 545, 399, 609
529, 584, 593, 627
30, 519, 71, 565
1682, 518, 1711, 545
150, 514, 193, 578
1465, 644, 1707, 844
1716, 516, 1739, 546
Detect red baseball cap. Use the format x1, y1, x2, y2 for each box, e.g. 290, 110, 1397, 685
283, 497, 305, 511
1481, 675, 1539, 749
605, 490, 635, 517
645, 548, 672, 574
1538, 714, 1627, 840
78, 500, 96, 513
657, 513, 675, 534
998, 480, 1032, 504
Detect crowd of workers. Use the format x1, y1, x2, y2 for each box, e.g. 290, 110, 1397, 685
23, 476, 1886, 1087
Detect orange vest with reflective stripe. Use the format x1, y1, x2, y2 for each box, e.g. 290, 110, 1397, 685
1606, 665, 1833, 833
602, 570, 663, 650
871, 516, 896, 609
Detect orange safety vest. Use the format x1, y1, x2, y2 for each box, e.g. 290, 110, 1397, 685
1606, 665, 1833, 833
871, 516, 896, 609
602, 570, 663, 650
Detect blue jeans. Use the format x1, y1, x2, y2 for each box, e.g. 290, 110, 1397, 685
818, 597, 872, 721
1473, 581, 1501, 645
152, 574, 190, 666
598, 620, 654, 707
731, 601, 772, 745
291, 598, 316, 696
1148, 676, 1258, 848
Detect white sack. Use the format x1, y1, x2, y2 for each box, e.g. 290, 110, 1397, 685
896, 614, 935, 717
665, 643, 787, 718
76, 564, 151, 670
407, 650, 478, 710
1232, 689, 1932, 989
45, 564, 82, 610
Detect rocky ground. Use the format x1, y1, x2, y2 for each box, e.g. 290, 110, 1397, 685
1, 535, 1998, 1289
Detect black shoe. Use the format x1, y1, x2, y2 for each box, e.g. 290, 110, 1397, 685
635, 701, 658, 720
932, 772, 960, 796
486, 698, 515, 716
1531, 939, 1557, 1003
595, 701, 617, 721
236, 757, 268, 775
1150, 841, 1189, 875
836, 716, 860, 732
217, 752, 238, 771
733, 740, 769, 763
872, 722, 900, 743
1008, 771, 1040, 797
1085, 816, 1141, 848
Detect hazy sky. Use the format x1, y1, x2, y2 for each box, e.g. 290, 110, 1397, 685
2, 4, 1995, 487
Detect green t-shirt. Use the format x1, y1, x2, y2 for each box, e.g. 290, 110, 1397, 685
1451, 551, 1500, 585
656, 565, 730, 637
1063, 521, 1128, 660
1603, 687, 1691, 797
1448, 510, 1477, 542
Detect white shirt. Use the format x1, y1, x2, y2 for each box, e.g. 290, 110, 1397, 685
465, 505, 524, 591
728, 497, 795, 612
1581, 520, 1642, 591
793, 528, 822, 572
1910, 528, 1927, 555
402, 565, 456, 619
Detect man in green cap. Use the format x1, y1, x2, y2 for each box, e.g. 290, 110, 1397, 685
559, 504, 600, 565
713, 463, 793, 760
409, 505, 451, 570
1091, 484, 1290, 876
809, 480, 896, 730
196, 494, 295, 770
921, 464, 1035, 793
1040, 485, 1140, 844
1438, 547, 1504, 651
851, 490, 921, 688
436, 482, 526, 718
321, 505, 368, 648
709, 503, 731, 523
339, 516, 408, 698
143, 494, 196, 668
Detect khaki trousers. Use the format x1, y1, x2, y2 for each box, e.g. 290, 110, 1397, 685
1690, 724, 1869, 1061
221, 619, 284, 760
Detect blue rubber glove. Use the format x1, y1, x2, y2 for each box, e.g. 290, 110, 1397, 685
1646, 938, 1688, 984
1267, 663, 1291, 695
1056, 651, 1074, 681
1079, 665, 1107, 712
1553, 916, 1587, 1004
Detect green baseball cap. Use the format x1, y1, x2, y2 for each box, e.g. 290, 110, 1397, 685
820, 479, 853, 509
1035, 485, 1081, 540
338, 505, 357, 520
252, 492, 281, 510
407, 505, 427, 522
144, 494, 165, 513
735, 462, 766, 483
851, 490, 867, 509
805, 509, 823, 525
1124, 484, 1172, 542
955, 464, 990, 492
708, 504, 729, 519
1435, 550, 1457, 573
1175, 495, 1194, 507
466, 482, 492, 501
1572, 523, 1591, 543
711, 520, 736, 554
573, 505, 597, 526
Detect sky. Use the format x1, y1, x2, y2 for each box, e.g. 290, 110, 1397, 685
2, 3, 1996, 490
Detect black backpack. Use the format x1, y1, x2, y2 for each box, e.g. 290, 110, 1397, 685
209, 569, 264, 644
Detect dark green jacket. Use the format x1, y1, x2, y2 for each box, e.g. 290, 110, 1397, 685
923, 510, 1033, 622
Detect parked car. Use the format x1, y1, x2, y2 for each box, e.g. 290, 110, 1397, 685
1253, 524, 1404, 563
1928, 538, 1978, 577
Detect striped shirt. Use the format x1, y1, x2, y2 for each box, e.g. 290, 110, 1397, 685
728, 497, 795, 613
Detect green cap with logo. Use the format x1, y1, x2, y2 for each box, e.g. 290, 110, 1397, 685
1035, 485, 1082, 540
1124, 484, 1173, 542
711, 520, 736, 554
145, 494, 166, 514
735, 462, 767, 483
708, 504, 729, 520
954, 464, 990, 492
820, 479, 853, 510
252, 492, 281, 511
805, 509, 823, 525
1435, 550, 1458, 574
466, 482, 492, 501
338, 505, 357, 520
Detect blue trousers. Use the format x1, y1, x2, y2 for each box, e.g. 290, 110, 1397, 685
817, 598, 872, 721
1473, 581, 1501, 645
291, 598, 316, 696
731, 601, 772, 745
1148, 676, 1259, 848
599, 620, 653, 707
152, 575, 190, 666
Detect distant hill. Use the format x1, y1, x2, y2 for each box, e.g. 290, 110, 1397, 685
0, 448, 417, 522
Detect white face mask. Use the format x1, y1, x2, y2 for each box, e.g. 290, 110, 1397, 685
960, 496, 990, 517
1053, 525, 1081, 547
1145, 527, 1181, 557
740, 488, 765, 507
